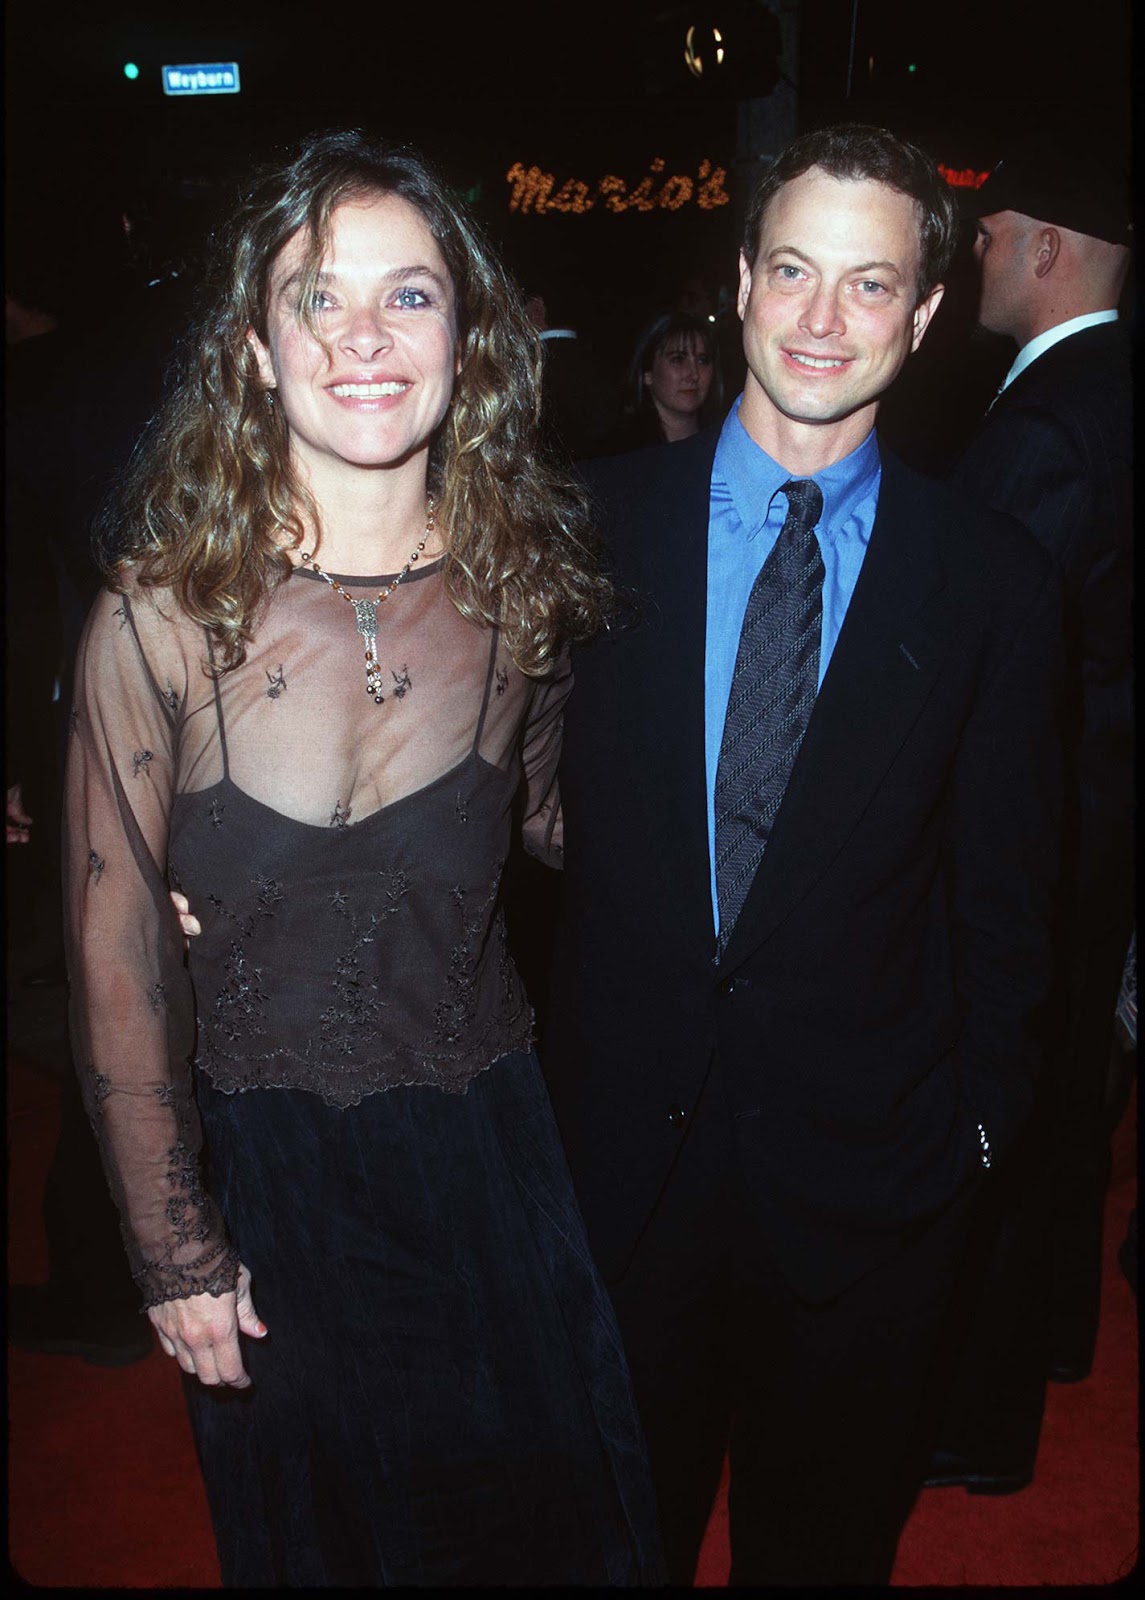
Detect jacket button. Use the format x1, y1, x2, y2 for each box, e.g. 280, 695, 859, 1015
717, 974, 744, 997
667, 1104, 687, 1128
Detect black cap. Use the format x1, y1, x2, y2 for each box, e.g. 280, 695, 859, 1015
961, 139, 1130, 246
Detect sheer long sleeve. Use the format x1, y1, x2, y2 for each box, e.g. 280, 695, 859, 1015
64, 585, 239, 1309
519, 650, 572, 867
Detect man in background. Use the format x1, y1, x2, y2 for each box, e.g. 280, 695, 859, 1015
927, 142, 1133, 1493
522, 282, 614, 461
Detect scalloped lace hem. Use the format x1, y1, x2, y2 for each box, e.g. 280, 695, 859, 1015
194, 1011, 536, 1108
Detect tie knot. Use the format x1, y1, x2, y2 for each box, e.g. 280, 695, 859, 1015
780, 478, 823, 530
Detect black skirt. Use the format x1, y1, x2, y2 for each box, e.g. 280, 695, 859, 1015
183, 1050, 665, 1587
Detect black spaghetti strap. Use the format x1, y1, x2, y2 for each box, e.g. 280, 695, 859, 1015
472, 626, 501, 753
204, 631, 231, 779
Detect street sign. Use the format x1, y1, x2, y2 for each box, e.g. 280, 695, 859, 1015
162, 63, 241, 97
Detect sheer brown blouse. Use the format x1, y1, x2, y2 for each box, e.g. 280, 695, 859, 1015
64, 558, 568, 1307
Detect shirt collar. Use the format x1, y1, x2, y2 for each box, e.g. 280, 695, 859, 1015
1002, 310, 1119, 392
713, 394, 880, 541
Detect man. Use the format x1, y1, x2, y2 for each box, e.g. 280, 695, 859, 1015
521, 284, 614, 461
927, 144, 1133, 1493
543, 124, 1064, 1585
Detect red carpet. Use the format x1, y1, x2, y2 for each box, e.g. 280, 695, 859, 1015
7, 1055, 1138, 1587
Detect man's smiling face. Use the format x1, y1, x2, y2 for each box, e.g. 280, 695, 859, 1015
737, 166, 944, 462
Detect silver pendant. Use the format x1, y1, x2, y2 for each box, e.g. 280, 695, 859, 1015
351, 598, 379, 638
351, 600, 385, 703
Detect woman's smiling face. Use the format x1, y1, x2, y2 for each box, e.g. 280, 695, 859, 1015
249, 191, 458, 480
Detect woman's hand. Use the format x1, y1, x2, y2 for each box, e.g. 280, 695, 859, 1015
170, 890, 201, 946
148, 1261, 266, 1387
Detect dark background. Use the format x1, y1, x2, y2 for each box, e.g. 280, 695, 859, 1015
6, 1, 1133, 360
6, 4, 1138, 457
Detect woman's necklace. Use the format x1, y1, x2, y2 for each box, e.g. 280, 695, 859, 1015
299, 497, 436, 704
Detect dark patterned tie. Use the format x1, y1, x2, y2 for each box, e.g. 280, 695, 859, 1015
715, 477, 825, 954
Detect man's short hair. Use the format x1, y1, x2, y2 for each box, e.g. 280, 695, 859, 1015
742, 123, 959, 302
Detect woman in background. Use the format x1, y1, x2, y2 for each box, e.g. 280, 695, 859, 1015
598, 308, 720, 453
64, 129, 663, 1588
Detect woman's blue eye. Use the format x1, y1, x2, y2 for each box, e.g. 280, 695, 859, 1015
394, 287, 428, 309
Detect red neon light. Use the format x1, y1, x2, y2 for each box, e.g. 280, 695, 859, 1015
938, 164, 990, 189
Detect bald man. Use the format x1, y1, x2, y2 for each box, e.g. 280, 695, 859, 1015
927, 145, 1133, 1494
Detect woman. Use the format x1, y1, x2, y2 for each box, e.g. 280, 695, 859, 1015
65, 130, 663, 1587
599, 309, 719, 453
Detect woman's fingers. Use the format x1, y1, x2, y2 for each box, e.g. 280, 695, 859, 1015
234, 1262, 268, 1341
148, 1283, 252, 1388
210, 1332, 252, 1388
168, 889, 201, 938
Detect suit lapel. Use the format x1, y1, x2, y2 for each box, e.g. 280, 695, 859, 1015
616, 433, 718, 956
720, 451, 954, 969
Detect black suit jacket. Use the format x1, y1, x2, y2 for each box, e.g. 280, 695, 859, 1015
949, 320, 1133, 928
546, 428, 1064, 1303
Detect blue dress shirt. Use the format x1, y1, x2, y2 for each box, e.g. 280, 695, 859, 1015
705, 398, 881, 934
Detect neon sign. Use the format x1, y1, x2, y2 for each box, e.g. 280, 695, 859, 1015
938, 164, 990, 189
506, 157, 731, 216
505, 157, 985, 215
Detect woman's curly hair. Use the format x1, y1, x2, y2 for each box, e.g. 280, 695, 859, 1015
101, 129, 611, 677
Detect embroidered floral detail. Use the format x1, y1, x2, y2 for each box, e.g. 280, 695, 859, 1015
161, 681, 180, 712
112, 604, 129, 630
381, 867, 409, 913
265, 665, 287, 699
183, 751, 533, 1105
210, 939, 270, 1045
132, 749, 154, 779
318, 911, 385, 1056
137, 1240, 241, 1310
154, 1082, 177, 1107
77, 1068, 111, 1132
209, 798, 225, 829
432, 873, 500, 1048
253, 874, 283, 914
88, 850, 106, 883
204, 881, 282, 1047
495, 666, 509, 697
163, 1141, 215, 1250
391, 665, 412, 699
80, 1065, 112, 1125
147, 981, 168, 1013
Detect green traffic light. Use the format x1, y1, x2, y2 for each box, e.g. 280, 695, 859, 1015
908, 63, 917, 73
124, 62, 140, 80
